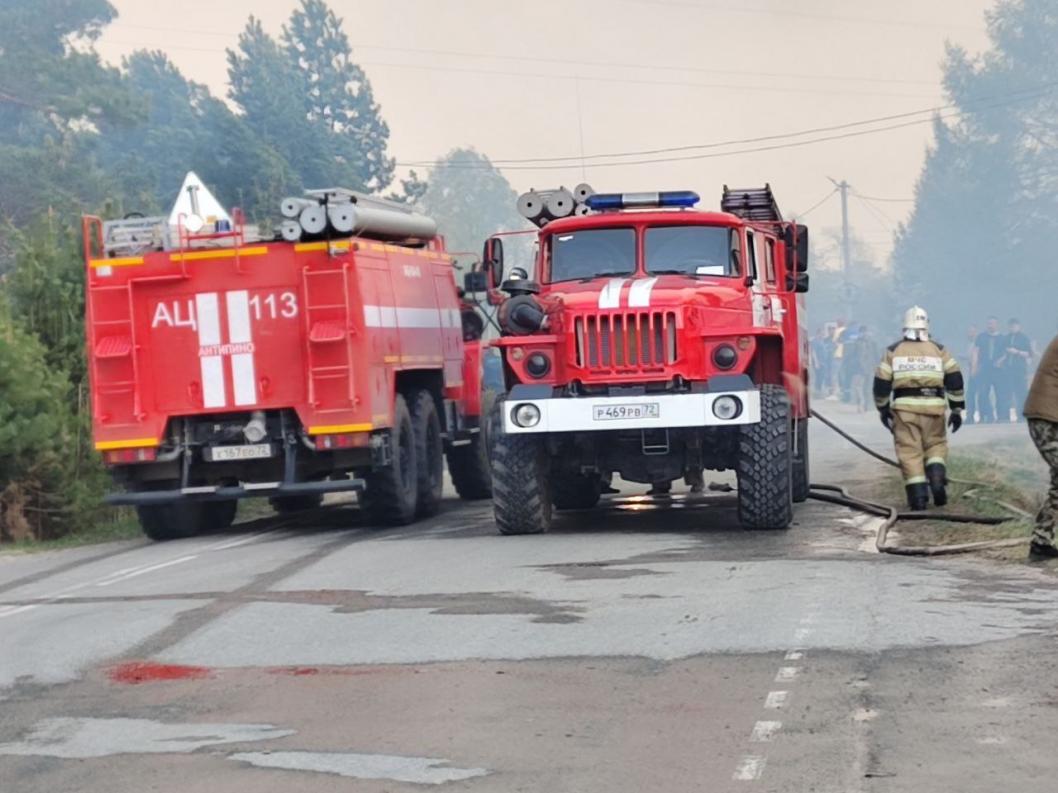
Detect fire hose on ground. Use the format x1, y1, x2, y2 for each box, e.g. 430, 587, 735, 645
808, 409, 1032, 557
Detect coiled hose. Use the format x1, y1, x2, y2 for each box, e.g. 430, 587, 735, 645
808, 409, 1031, 556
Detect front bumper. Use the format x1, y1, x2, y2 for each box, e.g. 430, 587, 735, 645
503, 389, 761, 434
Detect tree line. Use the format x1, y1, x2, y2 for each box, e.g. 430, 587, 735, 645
0, 0, 523, 540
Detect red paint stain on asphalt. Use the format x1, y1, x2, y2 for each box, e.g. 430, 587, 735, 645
107, 661, 213, 684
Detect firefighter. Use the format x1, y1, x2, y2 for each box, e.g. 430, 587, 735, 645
873, 306, 965, 510
1024, 333, 1058, 560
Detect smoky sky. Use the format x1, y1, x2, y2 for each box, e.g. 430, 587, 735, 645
99, 0, 992, 263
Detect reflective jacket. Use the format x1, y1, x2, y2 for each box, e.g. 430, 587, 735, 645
873, 339, 965, 417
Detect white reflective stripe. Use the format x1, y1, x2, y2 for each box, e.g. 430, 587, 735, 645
598, 278, 627, 309
225, 291, 252, 343
627, 277, 659, 308
225, 291, 257, 406
363, 305, 461, 329
396, 307, 442, 328
362, 305, 397, 328
200, 356, 226, 408
230, 354, 256, 406
363, 305, 382, 327
195, 293, 226, 408
196, 292, 222, 345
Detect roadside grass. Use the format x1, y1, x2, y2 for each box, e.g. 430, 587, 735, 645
0, 499, 279, 555
0, 510, 144, 555
868, 439, 1046, 562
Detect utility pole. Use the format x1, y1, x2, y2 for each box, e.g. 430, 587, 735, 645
828, 177, 852, 319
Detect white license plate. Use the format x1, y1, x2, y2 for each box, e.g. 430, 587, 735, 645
592, 403, 660, 421
208, 444, 273, 462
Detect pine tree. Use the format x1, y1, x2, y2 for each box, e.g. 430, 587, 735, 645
283, 0, 395, 192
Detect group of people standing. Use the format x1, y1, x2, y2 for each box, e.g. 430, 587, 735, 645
963, 317, 1036, 423
810, 320, 879, 410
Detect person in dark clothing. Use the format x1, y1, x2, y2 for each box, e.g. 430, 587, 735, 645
1002, 318, 1033, 422
972, 316, 1005, 423
963, 324, 980, 423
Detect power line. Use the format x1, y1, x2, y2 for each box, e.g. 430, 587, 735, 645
794, 189, 839, 219
400, 82, 1058, 167
403, 84, 1058, 171
101, 38, 937, 101
614, 0, 986, 33
105, 23, 937, 87
853, 193, 916, 203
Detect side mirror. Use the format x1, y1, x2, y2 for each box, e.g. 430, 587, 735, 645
785, 272, 810, 293
482, 237, 505, 289
785, 224, 809, 273
463, 271, 488, 293
733, 249, 751, 286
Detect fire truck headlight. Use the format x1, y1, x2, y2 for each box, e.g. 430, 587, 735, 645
712, 344, 738, 370
712, 396, 742, 421
525, 352, 552, 378
512, 403, 542, 428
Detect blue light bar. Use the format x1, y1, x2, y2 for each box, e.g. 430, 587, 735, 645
585, 190, 700, 211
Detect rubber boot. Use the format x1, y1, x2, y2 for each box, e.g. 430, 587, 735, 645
926, 463, 948, 507
905, 482, 929, 511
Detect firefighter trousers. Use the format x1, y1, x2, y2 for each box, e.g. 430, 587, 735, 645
892, 410, 948, 486
1028, 419, 1058, 549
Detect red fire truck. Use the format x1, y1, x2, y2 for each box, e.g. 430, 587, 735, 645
84, 175, 491, 540
482, 186, 810, 534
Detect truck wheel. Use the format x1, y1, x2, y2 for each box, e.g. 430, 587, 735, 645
552, 473, 602, 510
362, 394, 419, 525
269, 494, 324, 514
736, 384, 794, 530
445, 391, 495, 501
409, 389, 444, 518
204, 499, 238, 531
792, 417, 810, 503
136, 502, 203, 542
491, 398, 552, 535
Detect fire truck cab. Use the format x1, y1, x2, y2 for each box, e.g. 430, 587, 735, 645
85, 175, 491, 540
483, 186, 810, 534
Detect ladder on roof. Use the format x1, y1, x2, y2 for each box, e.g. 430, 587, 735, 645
721, 184, 783, 222
301, 265, 355, 410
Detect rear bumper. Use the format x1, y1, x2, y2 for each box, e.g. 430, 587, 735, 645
106, 478, 365, 506
502, 389, 761, 434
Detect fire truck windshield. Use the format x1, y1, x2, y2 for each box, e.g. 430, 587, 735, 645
549, 227, 635, 283
645, 225, 736, 277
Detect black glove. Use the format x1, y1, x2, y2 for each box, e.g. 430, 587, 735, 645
879, 406, 894, 432
948, 411, 962, 434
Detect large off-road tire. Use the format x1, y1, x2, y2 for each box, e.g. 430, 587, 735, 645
792, 416, 810, 504
409, 389, 444, 518
445, 391, 495, 501
136, 501, 203, 542
491, 398, 552, 535
361, 394, 419, 525
204, 499, 238, 531
269, 494, 323, 514
552, 472, 602, 510
736, 384, 794, 530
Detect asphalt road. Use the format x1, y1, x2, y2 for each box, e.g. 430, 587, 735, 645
1, 408, 1056, 792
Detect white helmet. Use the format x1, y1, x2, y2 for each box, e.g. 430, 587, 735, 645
903, 306, 929, 340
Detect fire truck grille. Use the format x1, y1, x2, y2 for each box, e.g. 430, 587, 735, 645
574, 312, 678, 372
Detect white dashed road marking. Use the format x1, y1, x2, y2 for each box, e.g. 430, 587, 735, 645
764, 691, 789, 709
733, 755, 767, 781
750, 721, 782, 742
775, 666, 801, 682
